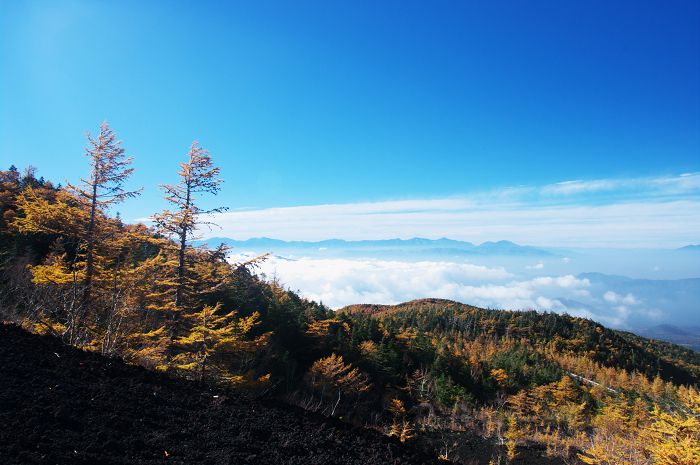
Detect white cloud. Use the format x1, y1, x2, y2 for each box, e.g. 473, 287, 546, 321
652, 172, 700, 191
543, 173, 700, 196
641, 308, 665, 320
612, 306, 632, 320
543, 179, 617, 195
536, 296, 555, 310
526, 262, 544, 269
604, 292, 641, 305
564, 306, 628, 328
210, 199, 700, 247
231, 254, 589, 312
209, 173, 700, 248
226, 253, 687, 329
553, 298, 650, 329
517, 276, 591, 289
570, 289, 592, 299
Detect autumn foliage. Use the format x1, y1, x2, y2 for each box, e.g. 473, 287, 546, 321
1, 125, 700, 464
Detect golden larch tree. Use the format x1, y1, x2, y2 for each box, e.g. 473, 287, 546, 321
66, 121, 142, 307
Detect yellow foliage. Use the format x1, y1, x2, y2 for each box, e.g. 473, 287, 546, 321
643, 386, 700, 465
30, 252, 86, 285
580, 399, 627, 463
24, 318, 66, 337
306, 319, 334, 339
504, 414, 529, 460
388, 398, 406, 419
389, 420, 414, 442
304, 353, 372, 415
359, 340, 376, 355
651, 374, 666, 400
555, 401, 586, 431
553, 375, 578, 406
629, 397, 649, 428
490, 368, 509, 390
593, 397, 627, 437
507, 389, 533, 417
13, 187, 88, 237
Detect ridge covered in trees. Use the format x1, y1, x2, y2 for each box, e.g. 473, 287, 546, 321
1, 124, 699, 464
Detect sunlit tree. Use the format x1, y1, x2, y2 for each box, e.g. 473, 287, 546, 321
151, 142, 227, 309
67, 121, 142, 306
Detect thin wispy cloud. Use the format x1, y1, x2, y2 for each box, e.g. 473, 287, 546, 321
543, 179, 618, 195
210, 174, 700, 247
541, 173, 700, 197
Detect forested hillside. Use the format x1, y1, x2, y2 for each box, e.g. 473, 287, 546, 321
1, 126, 699, 464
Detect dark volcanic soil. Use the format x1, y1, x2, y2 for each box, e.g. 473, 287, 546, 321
0, 324, 576, 464
0, 324, 447, 465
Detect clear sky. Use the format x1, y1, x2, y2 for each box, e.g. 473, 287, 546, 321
2, 1, 699, 246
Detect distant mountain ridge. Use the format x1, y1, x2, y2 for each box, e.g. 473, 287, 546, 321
200, 237, 559, 257
629, 325, 700, 352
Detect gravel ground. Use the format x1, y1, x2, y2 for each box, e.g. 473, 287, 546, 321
0, 324, 577, 464
0, 324, 448, 465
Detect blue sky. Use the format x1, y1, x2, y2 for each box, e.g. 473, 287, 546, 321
1, 1, 699, 247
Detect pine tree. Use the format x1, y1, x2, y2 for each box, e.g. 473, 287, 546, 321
13, 186, 92, 343
10, 125, 145, 348
553, 374, 577, 406
13, 187, 156, 349
579, 397, 643, 465
98, 223, 163, 355
168, 303, 257, 382
507, 388, 533, 417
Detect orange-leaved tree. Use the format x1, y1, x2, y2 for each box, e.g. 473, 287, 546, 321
149, 142, 229, 360
157, 288, 272, 388
12, 185, 91, 343
303, 353, 372, 417
11, 123, 144, 347
643, 385, 700, 464
151, 141, 227, 310
66, 121, 142, 308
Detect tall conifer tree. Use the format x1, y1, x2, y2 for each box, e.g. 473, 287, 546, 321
151, 142, 227, 309
150, 142, 228, 359
67, 121, 142, 306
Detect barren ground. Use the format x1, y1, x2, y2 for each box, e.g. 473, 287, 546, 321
0, 324, 573, 464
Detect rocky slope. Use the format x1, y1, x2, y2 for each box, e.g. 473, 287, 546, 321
0, 324, 447, 465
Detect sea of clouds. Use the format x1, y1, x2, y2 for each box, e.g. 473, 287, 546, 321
213, 173, 699, 330
228, 253, 679, 330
